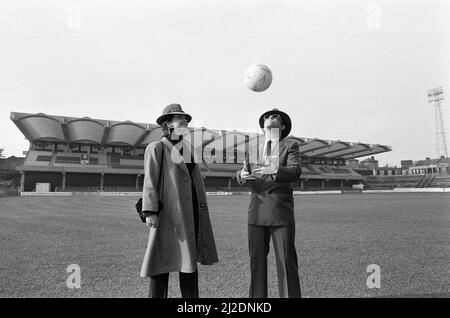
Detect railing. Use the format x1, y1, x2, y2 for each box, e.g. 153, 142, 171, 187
414, 174, 426, 188
103, 186, 142, 192
422, 173, 436, 188
213, 187, 251, 192
54, 186, 142, 192
55, 186, 100, 192
7, 176, 20, 189
296, 186, 344, 191
414, 173, 434, 188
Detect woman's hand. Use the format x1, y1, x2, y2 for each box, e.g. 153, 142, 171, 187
146, 215, 159, 228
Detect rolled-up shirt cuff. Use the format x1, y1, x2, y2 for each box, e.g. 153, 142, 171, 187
142, 211, 159, 217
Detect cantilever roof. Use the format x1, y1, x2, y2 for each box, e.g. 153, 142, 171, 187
10, 112, 391, 160
286, 137, 391, 159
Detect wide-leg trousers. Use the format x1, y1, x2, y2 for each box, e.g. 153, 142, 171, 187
248, 224, 301, 298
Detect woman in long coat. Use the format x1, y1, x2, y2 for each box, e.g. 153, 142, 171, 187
140, 103, 218, 298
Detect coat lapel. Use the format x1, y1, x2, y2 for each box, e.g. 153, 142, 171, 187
278, 140, 287, 159
161, 137, 190, 176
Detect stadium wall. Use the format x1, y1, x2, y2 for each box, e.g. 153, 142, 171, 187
66, 173, 100, 187
24, 172, 62, 192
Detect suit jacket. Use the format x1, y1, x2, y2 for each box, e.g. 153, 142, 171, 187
236, 138, 302, 226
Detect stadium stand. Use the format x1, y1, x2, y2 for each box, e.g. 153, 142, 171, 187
11, 111, 394, 193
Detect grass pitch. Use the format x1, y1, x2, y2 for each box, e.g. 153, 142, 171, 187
0, 193, 449, 298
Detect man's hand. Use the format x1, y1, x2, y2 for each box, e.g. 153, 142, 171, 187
146, 215, 159, 228
252, 163, 278, 175
240, 168, 256, 180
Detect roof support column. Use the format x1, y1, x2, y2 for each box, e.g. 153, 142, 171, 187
100, 173, 104, 191
136, 175, 141, 191
20, 171, 25, 193
62, 172, 66, 191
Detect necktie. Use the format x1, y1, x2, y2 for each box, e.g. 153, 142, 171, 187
266, 140, 272, 157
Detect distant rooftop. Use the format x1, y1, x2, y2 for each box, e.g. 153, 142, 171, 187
413, 157, 450, 167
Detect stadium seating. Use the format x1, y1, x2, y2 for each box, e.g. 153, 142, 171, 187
301, 165, 361, 179
330, 167, 354, 174
56, 156, 99, 164
363, 175, 423, 189
109, 154, 144, 170
427, 174, 450, 188
23, 150, 53, 167
53, 152, 107, 168
300, 166, 321, 175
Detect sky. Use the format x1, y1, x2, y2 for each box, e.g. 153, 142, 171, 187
0, 0, 449, 166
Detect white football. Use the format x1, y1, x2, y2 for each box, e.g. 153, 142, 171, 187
244, 63, 272, 92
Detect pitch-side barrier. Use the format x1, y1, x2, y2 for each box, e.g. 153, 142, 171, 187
19, 188, 450, 197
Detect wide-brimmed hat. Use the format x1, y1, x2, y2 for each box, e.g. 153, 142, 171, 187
258, 108, 292, 139
156, 103, 192, 125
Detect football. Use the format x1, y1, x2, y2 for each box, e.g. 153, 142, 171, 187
244, 63, 272, 92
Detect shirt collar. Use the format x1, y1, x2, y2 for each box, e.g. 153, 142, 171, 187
265, 137, 280, 143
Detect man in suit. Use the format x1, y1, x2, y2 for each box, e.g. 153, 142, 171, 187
236, 108, 302, 298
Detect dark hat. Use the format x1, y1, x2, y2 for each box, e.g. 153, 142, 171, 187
156, 103, 192, 125
259, 108, 292, 139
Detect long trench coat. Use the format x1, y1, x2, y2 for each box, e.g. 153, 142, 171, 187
140, 137, 218, 277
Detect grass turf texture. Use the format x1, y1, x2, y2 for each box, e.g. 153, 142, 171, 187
0, 193, 449, 298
